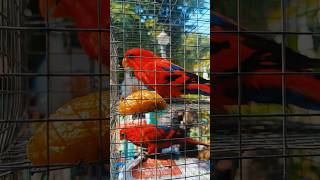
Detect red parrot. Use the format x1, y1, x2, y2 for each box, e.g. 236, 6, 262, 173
120, 124, 209, 155
122, 48, 210, 98
39, 0, 109, 67
212, 12, 320, 111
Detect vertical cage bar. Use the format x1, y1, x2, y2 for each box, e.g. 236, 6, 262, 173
281, 0, 287, 178
44, 0, 50, 178
237, 0, 242, 179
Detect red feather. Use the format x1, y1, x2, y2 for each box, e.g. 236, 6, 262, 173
120, 124, 209, 154
40, 0, 109, 67
122, 48, 210, 98
212, 12, 320, 111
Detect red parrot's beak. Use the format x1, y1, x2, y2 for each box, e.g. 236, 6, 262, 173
122, 58, 128, 68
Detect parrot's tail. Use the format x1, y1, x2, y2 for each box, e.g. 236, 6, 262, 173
296, 57, 320, 70
186, 84, 211, 96
177, 138, 209, 147
286, 75, 320, 110
307, 58, 320, 68
184, 72, 210, 96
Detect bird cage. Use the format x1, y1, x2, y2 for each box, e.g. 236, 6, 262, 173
213, 0, 320, 179
0, 0, 27, 178
1, 0, 110, 179
110, 0, 210, 179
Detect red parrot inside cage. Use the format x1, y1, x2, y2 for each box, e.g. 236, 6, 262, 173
120, 124, 209, 155
212, 12, 320, 111
39, 0, 109, 67
122, 48, 210, 98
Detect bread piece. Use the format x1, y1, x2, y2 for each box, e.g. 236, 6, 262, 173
118, 90, 167, 115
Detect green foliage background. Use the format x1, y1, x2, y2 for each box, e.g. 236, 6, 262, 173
111, 0, 209, 72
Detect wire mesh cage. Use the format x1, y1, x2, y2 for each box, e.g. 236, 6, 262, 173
110, 0, 210, 179
212, 0, 320, 179
1, 0, 110, 179
0, 0, 28, 177
4, 0, 320, 179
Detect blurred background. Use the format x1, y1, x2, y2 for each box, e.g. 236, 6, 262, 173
213, 0, 320, 179
1, 0, 109, 179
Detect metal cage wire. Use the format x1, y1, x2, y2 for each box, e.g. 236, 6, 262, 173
1, 0, 319, 179
0, 0, 27, 169
0, 0, 110, 179
110, 0, 210, 179
212, 0, 320, 179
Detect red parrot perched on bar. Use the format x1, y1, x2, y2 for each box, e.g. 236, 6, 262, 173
120, 124, 209, 155
39, 0, 109, 66
122, 48, 210, 98
212, 12, 320, 111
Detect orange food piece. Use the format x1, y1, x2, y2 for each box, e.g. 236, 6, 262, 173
27, 91, 109, 165
118, 90, 167, 115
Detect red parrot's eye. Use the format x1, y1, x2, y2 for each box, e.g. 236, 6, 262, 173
120, 133, 125, 139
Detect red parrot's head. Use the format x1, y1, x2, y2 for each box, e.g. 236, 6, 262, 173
119, 128, 144, 143
119, 128, 137, 141
119, 129, 127, 140
122, 48, 157, 69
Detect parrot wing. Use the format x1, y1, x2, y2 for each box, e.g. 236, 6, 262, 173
139, 59, 210, 96
140, 126, 169, 143
212, 12, 320, 72
212, 12, 241, 31
214, 67, 320, 110
142, 60, 209, 84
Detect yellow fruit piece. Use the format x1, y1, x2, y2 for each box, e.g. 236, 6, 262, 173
27, 91, 109, 165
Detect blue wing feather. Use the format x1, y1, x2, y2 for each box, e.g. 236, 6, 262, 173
161, 63, 184, 72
